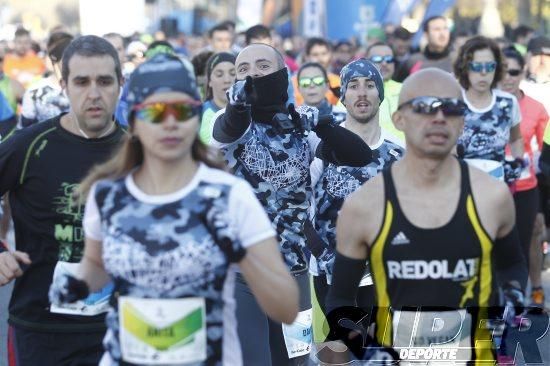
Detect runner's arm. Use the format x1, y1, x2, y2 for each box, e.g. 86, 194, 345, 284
77, 184, 111, 292
239, 237, 299, 324
211, 78, 254, 144
78, 237, 110, 292
494, 183, 528, 291
325, 195, 369, 312
509, 98, 524, 159
211, 105, 251, 144
508, 125, 524, 159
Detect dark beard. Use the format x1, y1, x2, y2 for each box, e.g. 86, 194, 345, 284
352, 106, 379, 124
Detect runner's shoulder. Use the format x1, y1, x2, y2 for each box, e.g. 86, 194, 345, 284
1, 116, 59, 150
468, 164, 513, 227
341, 173, 386, 243
468, 164, 509, 201
345, 173, 385, 218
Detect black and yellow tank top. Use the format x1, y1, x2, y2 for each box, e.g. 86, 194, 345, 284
370, 160, 496, 362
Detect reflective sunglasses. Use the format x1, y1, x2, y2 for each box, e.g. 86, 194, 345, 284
397, 96, 467, 117
133, 100, 202, 124
506, 69, 522, 76
369, 55, 395, 64
468, 61, 497, 73
298, 76, 326, 88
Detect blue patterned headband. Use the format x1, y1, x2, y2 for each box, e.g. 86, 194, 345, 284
126, 53, 201, 120
340, 58, 384, 104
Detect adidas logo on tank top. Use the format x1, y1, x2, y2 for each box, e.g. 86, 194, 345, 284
391, 231, 410, 245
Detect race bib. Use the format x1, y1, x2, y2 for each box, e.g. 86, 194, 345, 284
50, 261, 112, 316
119, 297, 207, 365
282, 308, 313, 358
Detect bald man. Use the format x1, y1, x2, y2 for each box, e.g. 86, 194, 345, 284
211, 43, 372, 365
325, 68, 527, 364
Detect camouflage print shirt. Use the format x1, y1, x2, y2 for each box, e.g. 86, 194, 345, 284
84, 164, 275, 366
310, 130, 404, 282
458, 89, 521, 163
212, 107, 321, 273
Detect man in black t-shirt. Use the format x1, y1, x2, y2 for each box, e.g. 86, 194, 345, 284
0, 35, 125, 366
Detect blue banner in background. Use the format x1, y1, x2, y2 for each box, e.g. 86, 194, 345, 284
326, 0, 389, 41
382, 0, 422, 25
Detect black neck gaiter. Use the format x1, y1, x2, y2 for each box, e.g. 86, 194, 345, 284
424, 45, 451, 60
250, 68, 289, 123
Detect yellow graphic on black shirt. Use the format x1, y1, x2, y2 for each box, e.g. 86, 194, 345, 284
52, 183, 84, 262
459, 275, 478, 307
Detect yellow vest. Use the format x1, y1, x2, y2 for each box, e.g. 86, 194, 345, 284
379, 79, 404, 144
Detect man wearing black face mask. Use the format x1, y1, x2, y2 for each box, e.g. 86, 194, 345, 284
211, 43, 372, 366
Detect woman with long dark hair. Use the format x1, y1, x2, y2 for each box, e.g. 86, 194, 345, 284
49, 53, 298, 366
454, 36, 524, 182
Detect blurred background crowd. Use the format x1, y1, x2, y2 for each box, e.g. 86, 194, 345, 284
0, 1, 549, 365
0, 0, 547, 132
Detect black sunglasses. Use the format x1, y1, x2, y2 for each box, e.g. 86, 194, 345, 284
506, 69, 522, 76
397, 96, 467, 117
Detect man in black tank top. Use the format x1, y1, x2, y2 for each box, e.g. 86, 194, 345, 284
325, 68, 527, 365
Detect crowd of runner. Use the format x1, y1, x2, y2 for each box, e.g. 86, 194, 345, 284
0, 15, 548, 366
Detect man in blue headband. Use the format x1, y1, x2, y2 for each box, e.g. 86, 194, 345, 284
309, 58, 404, 349
339, 58, 384, 125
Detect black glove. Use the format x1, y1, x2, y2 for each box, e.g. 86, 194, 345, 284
285, 103, 305, 133
202, 204, 247, 263
503, 157, 527, 183
48, 274, 90, 305
292, 104, 320, 131
226, 76, 255, 106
